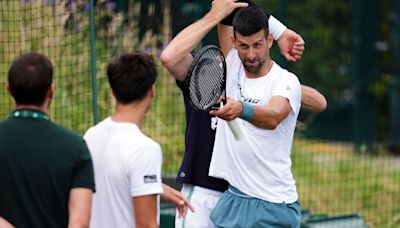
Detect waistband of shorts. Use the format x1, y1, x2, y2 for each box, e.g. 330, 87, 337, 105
183, 184, 224, 196
228, 185, 300, 204
228, 185, 255, 199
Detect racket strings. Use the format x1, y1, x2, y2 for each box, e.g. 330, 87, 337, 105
188, 49, 225, 110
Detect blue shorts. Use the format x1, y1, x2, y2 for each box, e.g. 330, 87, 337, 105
210, 186, 301, 228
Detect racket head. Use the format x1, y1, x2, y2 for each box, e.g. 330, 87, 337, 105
185, 45, 226, 111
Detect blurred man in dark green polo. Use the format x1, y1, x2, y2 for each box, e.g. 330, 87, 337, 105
0, 52, 95, 228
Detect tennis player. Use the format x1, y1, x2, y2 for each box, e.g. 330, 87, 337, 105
84, 53, 193, 228
209, 6, 304, 227
161, 0, 326, 227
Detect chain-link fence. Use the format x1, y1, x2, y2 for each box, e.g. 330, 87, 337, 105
1, 0, 399, 227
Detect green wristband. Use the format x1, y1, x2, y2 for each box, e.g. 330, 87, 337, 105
239, 101, 254, 121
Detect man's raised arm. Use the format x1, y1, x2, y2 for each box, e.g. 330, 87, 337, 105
160, 0, 248, 81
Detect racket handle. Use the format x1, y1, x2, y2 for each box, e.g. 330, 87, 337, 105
227, 120, 243, 141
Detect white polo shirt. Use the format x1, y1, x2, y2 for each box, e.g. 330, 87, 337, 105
84, 117, 163, 228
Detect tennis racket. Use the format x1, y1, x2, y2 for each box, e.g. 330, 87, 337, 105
185, 45, 243, 140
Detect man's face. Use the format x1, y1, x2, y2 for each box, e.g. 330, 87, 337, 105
233, 30, 273, 76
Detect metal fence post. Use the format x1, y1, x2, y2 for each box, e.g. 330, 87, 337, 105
89, 0, 99, 125
388, 0, 400, 154
351, 0, 379, 153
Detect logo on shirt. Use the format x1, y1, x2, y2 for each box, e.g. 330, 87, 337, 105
144, 175, 158, 183
243, 97, 260, 104
238, 84, 260, 104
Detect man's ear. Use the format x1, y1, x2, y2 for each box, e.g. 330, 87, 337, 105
149, 84, 155, 98
231, 35, 236, 47
6, 84, 11, 95
267, 33, 273, 48
48, 83, 55, 99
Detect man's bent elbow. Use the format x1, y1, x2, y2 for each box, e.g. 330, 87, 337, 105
255, 118, 280, 130
160, 51, 173, 69
319, 98, 328, 112
266, 120, 279, 130
314, 97, 328, 113
302, 96, 327, 113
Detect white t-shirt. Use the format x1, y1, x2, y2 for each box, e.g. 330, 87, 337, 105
209, 49, 301, 204
84, 117, 163, 228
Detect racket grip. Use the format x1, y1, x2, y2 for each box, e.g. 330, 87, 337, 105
227, 120, 243, 141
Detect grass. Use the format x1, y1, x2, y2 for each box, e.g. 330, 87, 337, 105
293, 139, 400, 227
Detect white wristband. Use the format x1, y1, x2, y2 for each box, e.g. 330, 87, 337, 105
268, 15, 287, 41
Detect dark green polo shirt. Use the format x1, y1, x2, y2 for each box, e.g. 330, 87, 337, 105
0, 109, 95, 228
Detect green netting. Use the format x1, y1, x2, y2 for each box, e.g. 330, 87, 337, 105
0, 0, 93, 134
1, 1, 399, 227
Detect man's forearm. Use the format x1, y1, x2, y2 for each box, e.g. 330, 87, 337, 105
161, 10, 222, 68
68, 188, 92, 228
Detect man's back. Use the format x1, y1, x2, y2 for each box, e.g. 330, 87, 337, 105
84, 117, 163, 228
0, 111, 95, 227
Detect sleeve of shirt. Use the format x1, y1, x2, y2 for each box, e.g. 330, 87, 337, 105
226, 48, 237, 64
126, 141, 163, 197
271, 73, 301, 116
71, 140, 95, 191
269, 15, 287, 41
176, 80, 184, 90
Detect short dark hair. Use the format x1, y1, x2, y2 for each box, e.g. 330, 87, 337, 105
107, 53, 157, 104
233, 6, 270, 38
8, 52, 53, 105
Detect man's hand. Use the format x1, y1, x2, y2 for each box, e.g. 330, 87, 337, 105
209, 97, 242, 121
219, 0, 258, 26
209, 0, 249, 23
161, 184, 195, 218
277, 29, 305, 62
